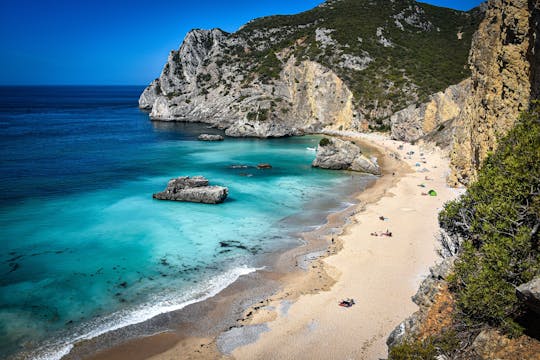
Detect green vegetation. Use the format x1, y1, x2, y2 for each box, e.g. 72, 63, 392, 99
389, 331, 461, 360
389, 338, 437, 360
439, 103, 540, 335
247, 109, 269, 121
197, 73, 212, 83
232, 0, 482, 119
256, 52, 282, 83
319, 137, 331, 147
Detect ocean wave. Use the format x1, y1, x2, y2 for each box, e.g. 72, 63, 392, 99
30, 265, 261, 360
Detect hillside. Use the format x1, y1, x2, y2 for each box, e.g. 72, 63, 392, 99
139, 0, 482, 137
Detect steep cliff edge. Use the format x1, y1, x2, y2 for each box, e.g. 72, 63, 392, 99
390, 78, 471, 145
449, 0, 540, 186
140, 0, 482, 137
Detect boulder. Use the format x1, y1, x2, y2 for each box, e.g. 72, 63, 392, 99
312, 137, 380, 175
153, 176, 228, 204
198, 134, 224, 141
517, 277, 540, 315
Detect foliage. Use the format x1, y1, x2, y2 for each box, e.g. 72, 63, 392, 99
319, 137, 331, 147
439, 103, 540, 335
197, 73, 212, 83
389, 331, 461, 360
233, 0, 482, 119
256, 52, 282, 83
389, 338, 437, 360
247, 109, 269, 121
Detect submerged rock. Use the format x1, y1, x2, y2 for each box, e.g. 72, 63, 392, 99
256, 163, 272, 169
153, 176, 228, 204
198, 134, 224, 141
312, 137, 380, 175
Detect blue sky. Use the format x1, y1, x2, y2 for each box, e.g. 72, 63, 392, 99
0, 0, 482, 85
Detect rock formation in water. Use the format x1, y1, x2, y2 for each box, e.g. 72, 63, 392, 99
153, 176, 228, 204
448, 0, 540, 186
140, 0, 482, 137
312, 137, 380, 175
198, 134, 224, 141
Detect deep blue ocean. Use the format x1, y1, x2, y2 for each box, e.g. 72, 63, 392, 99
0, 86, 375, 359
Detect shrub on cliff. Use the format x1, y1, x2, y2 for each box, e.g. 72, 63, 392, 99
439, 103, 540, 335
319, 138, 331, 147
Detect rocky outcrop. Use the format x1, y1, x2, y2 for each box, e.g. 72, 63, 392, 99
470, 329, 540, 360
390, 79, 471, 144
198, 134, 224, 141
387, 257, 455, 349
153, 176, 228, 204
312, 137, 380, 175
449, 0, 540, 186
517, 277, 540, 315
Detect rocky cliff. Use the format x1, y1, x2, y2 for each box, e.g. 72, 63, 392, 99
448, 0, 540, 186
140, 0, 482, 137
390, 79, 471, 144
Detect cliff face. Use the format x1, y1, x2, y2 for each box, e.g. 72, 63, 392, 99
140, 0, 481, 137
390, 79, 471, 144
140, 29, 357, 137
449, 0, 540, 186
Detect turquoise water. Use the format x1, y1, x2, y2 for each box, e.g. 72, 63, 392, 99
0, 87, 375, 359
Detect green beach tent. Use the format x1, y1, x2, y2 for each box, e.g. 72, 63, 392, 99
428, 189, 437, 196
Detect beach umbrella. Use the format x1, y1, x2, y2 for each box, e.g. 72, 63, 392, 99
428, 189, 437, 196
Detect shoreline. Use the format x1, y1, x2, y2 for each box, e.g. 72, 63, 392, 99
230, 132, 463, 359
56, 135, 379, 360
68, 132, 460, 360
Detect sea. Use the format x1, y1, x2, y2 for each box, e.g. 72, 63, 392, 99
0, 86, 376, 359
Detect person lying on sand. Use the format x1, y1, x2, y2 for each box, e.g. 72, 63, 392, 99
339, 298, 355, 307
370, 230, 392, 237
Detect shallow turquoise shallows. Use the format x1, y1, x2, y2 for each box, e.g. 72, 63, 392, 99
0, 86, 375, 359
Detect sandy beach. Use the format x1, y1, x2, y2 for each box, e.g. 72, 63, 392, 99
89, 133, 462, 360
224, 133, 463, 359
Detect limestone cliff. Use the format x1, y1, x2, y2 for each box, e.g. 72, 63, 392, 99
140, 0, 481, 137
390, 79, 471, 144
449, 0, 540, 186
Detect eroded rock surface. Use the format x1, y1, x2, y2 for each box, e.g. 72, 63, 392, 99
390, 79, 471, 144
198, 134, 224, 141
312, 137, 380, 175
517, 276, 540, 315
153, 176, 228, 204
449, 0, 540, 186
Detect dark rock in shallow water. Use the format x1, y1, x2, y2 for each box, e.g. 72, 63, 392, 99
256, 163, 272, 169
198, 134, 224, 141
153, 176, 228, 204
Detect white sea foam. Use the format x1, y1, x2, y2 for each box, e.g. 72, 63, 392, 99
31, 266, 261, 360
